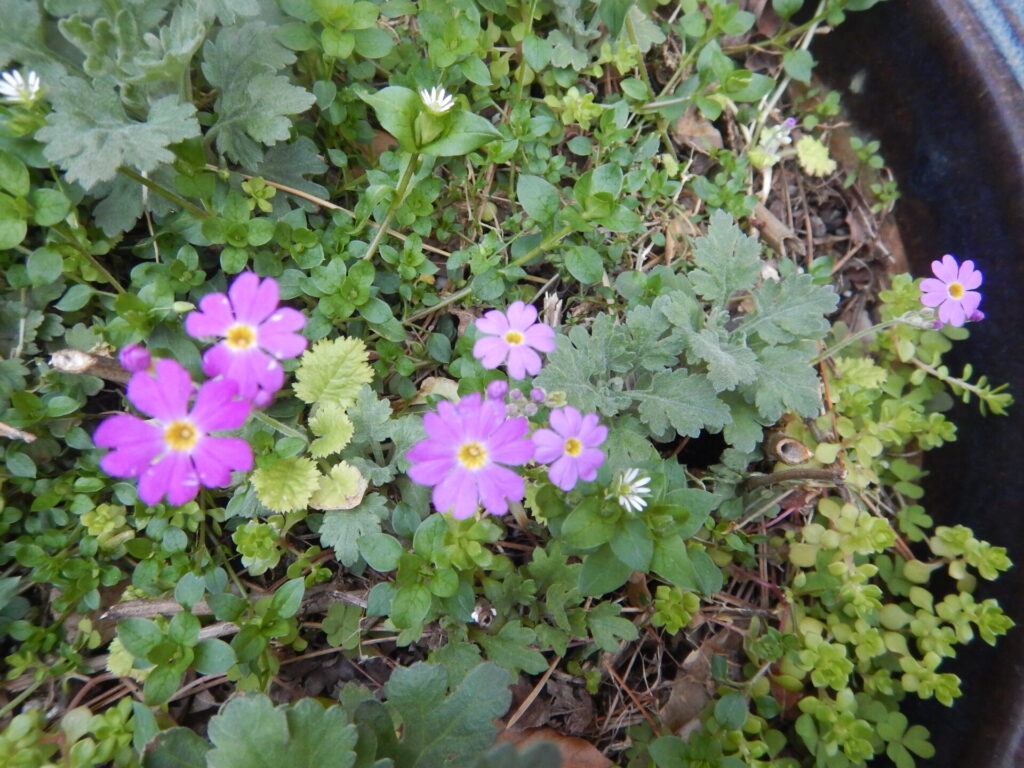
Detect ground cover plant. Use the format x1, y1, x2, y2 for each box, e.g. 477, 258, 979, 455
0, 0, 1015, 766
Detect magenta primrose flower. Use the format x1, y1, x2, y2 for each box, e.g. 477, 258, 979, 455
920, 254, 983, 327
185, 272, 307, 403
472, 301, 556, 379
94, 359, 253, 506
407, 393, 534, 519
532, 406, 607, 492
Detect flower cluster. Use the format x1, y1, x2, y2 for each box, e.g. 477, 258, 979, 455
408, 302, 617, 518
919, 254, 984, 327
95, 273, 306, 506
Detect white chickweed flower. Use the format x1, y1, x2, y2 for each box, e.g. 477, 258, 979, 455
419, 86, 455, 115
607, 468, 652, 514
0, 69, 41, 104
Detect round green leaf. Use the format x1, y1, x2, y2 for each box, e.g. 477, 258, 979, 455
26, 247, 64, 286
30, 188, 72, 226
193, 638, 237, 675
564, 245, 604, 285
0, 150, 29, 197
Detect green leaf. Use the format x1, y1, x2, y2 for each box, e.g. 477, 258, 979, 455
174, 573, 205, 608
772, 0, 804, 19
688, 210, 762, 306
419, 111, 502, 157
323, 602, 363, 650
782, 49, 815, 84
521, 35, 551, 70
560, 497, 617, 549
751, 345, 823, 422
270, 578, 305, 619
117, 618, 163, 658
579, 545, 633, 596
207, 695, 357, 768
609, 517, 654, 571
294, 337, 374, 410
359, 85, 420, 150
475, 621, 548, 676
358, 532, 403, 571
0, 195, 26, 249
38, 82, 199, 189
309, 405, 355, 457
740, 271, 838, 344
193, 638, 237, 675
26, 247, 63, 286
459, 54, 492, 85
516, 174, 560, 224
382, 662, 511, 768
0, 149, 28, 196
564, 245, 605, 284
689, 548, 724, 595
320, 505, 386, 567
30, 188, 72, 226
586, 601, 638, 652
636, 370, 729, 438
202, 22, 314, 167
683, 327, 759, 392
599, 0, 633, 36
714, 692, 749, 730
143, 727, 211, 768
144, 663, 185, 706
353, 27, 394, 59
652, 537, 698, 591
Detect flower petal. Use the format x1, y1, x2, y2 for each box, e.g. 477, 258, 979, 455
96, 415, 164, 477
128, 360, 193, 421
474, 309, 511, 336
532, 428, 564, 463
932, 254, 960, 283
938, 298, 967, 327
505, 346, 542, 379
476, 465, 524, 514
505, 300, 538, 330
189, 378, 250, 431
957, 261, 983, 290
192, 437, 253, 487
185, 292, 234, 338
522, 323, 556, 352
473, 337, 509, 369
547, 455, 579, 491
236, 273, 280, 326
138, 453, 200, 506
257, 308, 307, 358
433, 468, 478, 518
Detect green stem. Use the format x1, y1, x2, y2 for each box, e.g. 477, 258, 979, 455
402, 225, 574, 325
118, 167, 210, 219
0, 678, 47, 720
909, 357, 987, 400
513, 0, 541, 105
810, 317, 905, 364
362, 152, 420, 262
251, 409, 309, 443
51, 223, 126, 294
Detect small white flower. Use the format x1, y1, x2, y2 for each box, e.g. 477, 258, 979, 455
419, 86, 455, 115
0, 69, 41, 104
607, 468, 652, 514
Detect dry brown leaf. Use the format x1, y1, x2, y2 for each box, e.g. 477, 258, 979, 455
671, 107, 723, 153
659, 628, 743, 737
499, 726, 613, 768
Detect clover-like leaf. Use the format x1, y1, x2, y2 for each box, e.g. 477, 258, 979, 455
309, 404, 355, 457
309, 461, 366, 511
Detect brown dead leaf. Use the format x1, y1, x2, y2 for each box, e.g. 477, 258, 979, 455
499, 727, 613, 768
671, 107, 723, 154
752, 201, 800, 257
660, 628, 743, 737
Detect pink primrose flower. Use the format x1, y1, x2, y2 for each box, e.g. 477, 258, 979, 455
185, 272, 307, 403
472, 301, 556, 379
407, 393, 534, 519
94, 359, 253, 506
532, 406, 607, 491
920, 254, 983, 327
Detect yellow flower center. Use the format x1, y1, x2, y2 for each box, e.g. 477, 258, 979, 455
226, 323, 257, 350
457, 441, 488, 470
503, 330, 524, 346
164, 420, 198, 452
564, 437, 583, 456
948, 282, 965, 299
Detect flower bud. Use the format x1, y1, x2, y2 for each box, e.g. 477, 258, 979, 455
118, 344, 151, 373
